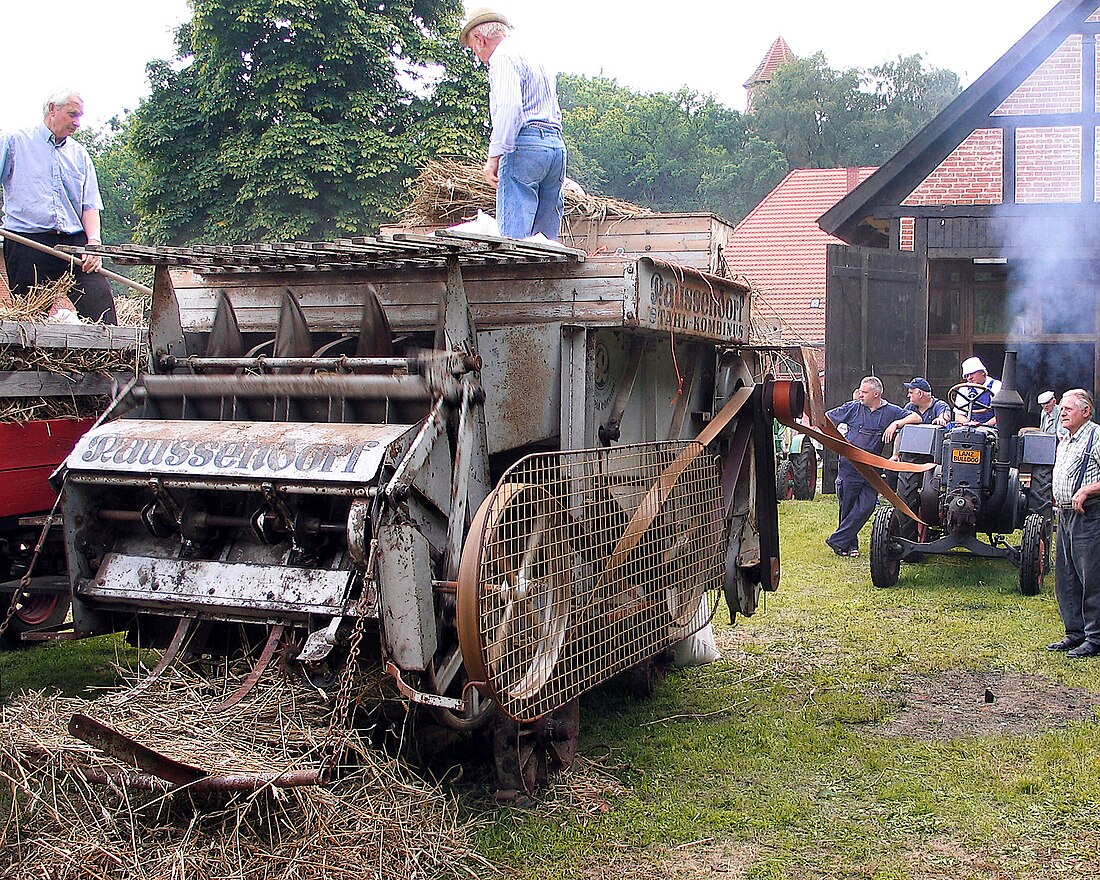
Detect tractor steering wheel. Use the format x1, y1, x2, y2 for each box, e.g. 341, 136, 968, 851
948, 381, 995, 423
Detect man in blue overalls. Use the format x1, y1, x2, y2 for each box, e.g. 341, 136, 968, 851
825, 376, 908, 556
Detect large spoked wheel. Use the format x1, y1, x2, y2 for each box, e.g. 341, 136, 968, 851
869, 506, 902, 588
458, 484, 573, 712
1019, 513, 1050, 597
947, 381, 995, 423
1, 592, 70, 648
776, 458, 795, 501
790, 445, 818, 500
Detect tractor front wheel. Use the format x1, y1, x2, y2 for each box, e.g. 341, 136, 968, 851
869, 507, 902, 588
776, 459, 795, 501
1019, 513, 1050, 597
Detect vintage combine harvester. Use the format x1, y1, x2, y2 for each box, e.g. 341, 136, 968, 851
56, 230, 800, 792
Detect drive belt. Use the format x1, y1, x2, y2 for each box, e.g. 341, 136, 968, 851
603, 382, 934, 584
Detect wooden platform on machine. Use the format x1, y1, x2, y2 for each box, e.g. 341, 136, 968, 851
93, 231, 751, 345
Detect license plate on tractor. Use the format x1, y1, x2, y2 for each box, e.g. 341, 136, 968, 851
952, 448, 981, 464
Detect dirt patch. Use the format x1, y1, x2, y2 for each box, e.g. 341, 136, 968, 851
581, 841, 757, 879
872, 669, 1100, 740
714, 627, 1100, 740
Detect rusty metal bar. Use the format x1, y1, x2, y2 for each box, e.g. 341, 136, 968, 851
137, 373, 435, 400
98, 508, 346, 533
75, 766, 325, 793
69, 713, 205, 784
67, 473, 381, 497
161, 355, 422, 373
210, 624, 284, 712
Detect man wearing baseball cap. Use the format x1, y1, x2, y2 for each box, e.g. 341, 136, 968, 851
883, 377, 951, 445
882, 378, 951, 544
460, 7, 566, 241
952, 356, 1001, 426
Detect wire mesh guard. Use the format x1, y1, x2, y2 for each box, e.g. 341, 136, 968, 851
458, 441, 724, 721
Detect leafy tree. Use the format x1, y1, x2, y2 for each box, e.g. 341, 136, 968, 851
77, 121, 144, 246
752, 52, 961, 168
559, 75, 787, 222
129, 0, 486, 244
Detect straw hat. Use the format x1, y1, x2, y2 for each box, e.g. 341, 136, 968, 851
459, 7, 510, 46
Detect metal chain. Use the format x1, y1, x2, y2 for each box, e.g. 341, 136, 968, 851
320, 537, 377, 772
0, 490, 65, 643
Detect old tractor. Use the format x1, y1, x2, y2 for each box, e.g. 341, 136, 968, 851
775, 421, 819, 501
868, 350, 1054, 595
56, 231, 797, 793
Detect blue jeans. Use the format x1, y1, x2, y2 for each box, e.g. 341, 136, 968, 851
828, 479, 878, 553
496, 125, 565, 241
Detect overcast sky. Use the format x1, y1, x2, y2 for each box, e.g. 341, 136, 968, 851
0, 0, 1052, 133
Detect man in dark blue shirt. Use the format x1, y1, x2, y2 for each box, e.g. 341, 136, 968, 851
882, 377, 951, 443
825, 376, 908, 556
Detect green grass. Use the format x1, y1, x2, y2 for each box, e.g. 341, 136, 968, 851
0, 632, 138, 699
4, 498, 1098, 879
476, 497, 1100, 879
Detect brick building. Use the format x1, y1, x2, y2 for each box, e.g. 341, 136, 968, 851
727, 167, 876, 345
819, 0, 1100, 415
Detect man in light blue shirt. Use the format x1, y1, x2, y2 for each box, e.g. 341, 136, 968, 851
1, 89, 116, 322
460, 8, 566, 241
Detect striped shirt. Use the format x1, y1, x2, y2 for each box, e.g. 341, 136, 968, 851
487, 36, 562, 158
1053, 419, 1100, 506
0, 123, 103, 234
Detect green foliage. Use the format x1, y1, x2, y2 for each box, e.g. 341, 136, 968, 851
559, 75, 787, 221
128, 0, 486, 244
752, 52, 961, 168
75, 122, 144, 245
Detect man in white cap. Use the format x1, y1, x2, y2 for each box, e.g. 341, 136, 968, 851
460, 7, 566, 241
952, 356, 1001, 426
1038, 390, 1062, 436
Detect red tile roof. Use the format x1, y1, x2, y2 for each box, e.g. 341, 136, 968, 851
727, 167, 877, 344
744, 36, 794, 88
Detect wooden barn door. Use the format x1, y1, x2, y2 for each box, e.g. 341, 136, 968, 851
823, 244, 926, 489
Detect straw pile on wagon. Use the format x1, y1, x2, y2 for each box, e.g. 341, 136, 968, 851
0, 274, 144, 423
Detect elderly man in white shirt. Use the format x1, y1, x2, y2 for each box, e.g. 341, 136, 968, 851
460, 8, 566, 241
1048, 389, 1100, 658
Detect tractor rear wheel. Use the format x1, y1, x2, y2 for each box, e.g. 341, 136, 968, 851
1019, 513, 1050, 597
869, 506, 901, 588
1028, 466, 1054, 522
790, 445, 818, 500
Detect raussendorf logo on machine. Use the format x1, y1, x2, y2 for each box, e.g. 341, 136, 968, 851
645, 265, 747, 342
78, 433, 381, 477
